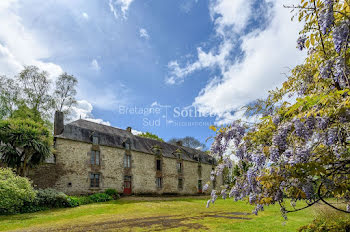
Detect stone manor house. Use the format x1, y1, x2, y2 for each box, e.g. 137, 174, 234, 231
29, 111, 222, 195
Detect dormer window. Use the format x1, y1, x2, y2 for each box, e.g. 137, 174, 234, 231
156, 159, 162, 171
177, 162, 183, 173
92, 136, 99, 145
123, 140, 131, 150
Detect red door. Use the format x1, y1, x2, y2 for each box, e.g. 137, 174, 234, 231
123, 176, 132, 195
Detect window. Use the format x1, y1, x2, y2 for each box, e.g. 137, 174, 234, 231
156, 159, 162, 171
124, 154, 131, 168
177, 162, 182, 173
92, 136, 99, 145
90, 151, 100, 165
90, 173, 100, 188
178, 178, 183, 189
124, 142, 130, 150
156, 177, 162, 188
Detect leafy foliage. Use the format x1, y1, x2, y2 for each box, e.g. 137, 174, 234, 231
104, 188, 120, 200
0, 66, 78, 122
207, 0, 350, 219
54, 73, 78, 119
0, 168, 36, 214
139, 132, 164, 142
298, 219, 350, 232
88, 193, 113, 202
0, 117, 53, 176
168, 136, 206, 150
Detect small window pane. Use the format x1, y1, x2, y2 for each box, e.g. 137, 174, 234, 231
124, 155, 131, 168
95, 174, 100, 187
177, 162, 182, 173
92, 136, 99, 145
95, 151, 100, 165
90, 151, 95, 164
156, 177, 162, 188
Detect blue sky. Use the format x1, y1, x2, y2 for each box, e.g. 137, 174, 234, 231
0, 0, 305, 148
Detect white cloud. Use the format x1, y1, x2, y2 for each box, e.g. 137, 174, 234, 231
90, 59, 100, 71
70, 100, 111, 126
82, 12, 89, 19
109, 0, 134, 19
210, 0, 253, 35
139, 28, 150, 40
0, 0, 63, 78
131, 129, 143, 135
166, 0, 305, 124
166, 40, 233, 84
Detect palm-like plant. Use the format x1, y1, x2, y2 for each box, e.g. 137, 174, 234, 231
0, 118, 52, 176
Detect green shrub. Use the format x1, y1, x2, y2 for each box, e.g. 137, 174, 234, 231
69, 196, 92, 206
35, 188, 70, 208
0, 168, 36, 214
66, 197, 79, 208
89, 193, 112, 202
104, 189, 120, 200
298, 219, 350, 232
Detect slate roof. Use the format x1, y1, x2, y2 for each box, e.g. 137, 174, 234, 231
55, 119, 215, 165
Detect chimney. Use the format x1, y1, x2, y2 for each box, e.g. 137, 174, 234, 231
176, 140, 183, 146
126, 127, 132, 133
54, 111, 64, 135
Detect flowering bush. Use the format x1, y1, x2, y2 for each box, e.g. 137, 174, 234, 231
0, 168, 36, 214
206, 0, 350, 220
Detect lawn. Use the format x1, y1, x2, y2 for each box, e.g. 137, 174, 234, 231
0, 196, 316, 232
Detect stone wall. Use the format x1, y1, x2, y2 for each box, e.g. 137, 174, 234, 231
30, 138, 222, 195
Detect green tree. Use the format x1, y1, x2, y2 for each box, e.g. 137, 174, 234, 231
17, 66, 54, 119
208, 0, 350, 217
54, 73, 78, 119
139, 132, 164, 142
0, 76, 20, 119
168, 136, 206, 150
0, 115, 53, 176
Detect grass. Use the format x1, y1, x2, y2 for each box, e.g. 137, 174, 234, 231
0, 196, 318, 232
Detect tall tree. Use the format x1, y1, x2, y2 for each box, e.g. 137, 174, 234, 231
168, 136, 206, 150
54, 72, 78, 118
17, 66, 54, 119
207, 0, 350, 218
0, 76, 20, 119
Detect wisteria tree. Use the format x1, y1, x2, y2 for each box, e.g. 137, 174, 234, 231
206, 0, 350, 219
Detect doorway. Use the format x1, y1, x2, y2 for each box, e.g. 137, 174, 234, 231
123, 175, 132, 195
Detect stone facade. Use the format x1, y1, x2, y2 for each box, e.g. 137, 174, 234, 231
30, 137, 222, 195
29, 117, 222, 195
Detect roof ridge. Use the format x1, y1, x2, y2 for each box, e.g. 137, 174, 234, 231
67, 119, 207, 154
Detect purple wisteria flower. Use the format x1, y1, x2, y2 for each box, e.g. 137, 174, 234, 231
334, 57, 349, 88
319, 60, 333, 79
318, 0, 334, 35
297, 36, 307, 50
203, 183, 209, 192
333, 20, 349, 53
